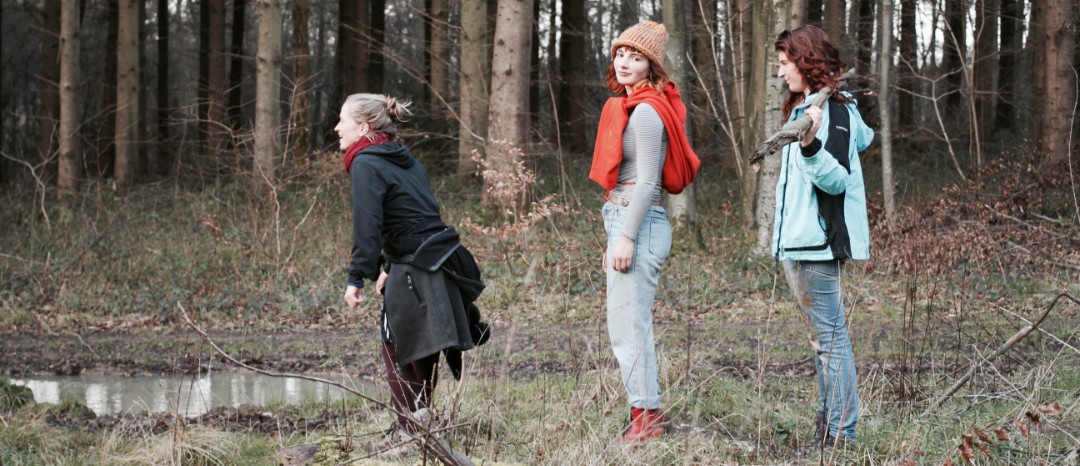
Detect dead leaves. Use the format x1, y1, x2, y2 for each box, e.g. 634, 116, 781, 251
946, 401, 1064, 464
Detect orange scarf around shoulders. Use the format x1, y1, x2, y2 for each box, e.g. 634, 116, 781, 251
589, 81, 701, 195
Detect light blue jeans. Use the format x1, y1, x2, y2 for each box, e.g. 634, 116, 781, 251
603, 202, 671, 409
783, 260, 859, 441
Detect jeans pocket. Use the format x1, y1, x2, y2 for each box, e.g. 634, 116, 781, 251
646, 216, 672, 260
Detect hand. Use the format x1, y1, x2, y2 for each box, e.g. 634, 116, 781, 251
344, 285, 363, 308
608, 236, 635, 272
801, 105, 823, 146
375, 271, 388, 296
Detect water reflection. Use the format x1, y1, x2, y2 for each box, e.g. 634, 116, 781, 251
10, 373, 369, 417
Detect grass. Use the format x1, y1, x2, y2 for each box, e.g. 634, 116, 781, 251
1, 146, 1078, 464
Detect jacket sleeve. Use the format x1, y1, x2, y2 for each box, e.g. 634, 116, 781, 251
347, 160, 386, 285
799, 102, 856, 195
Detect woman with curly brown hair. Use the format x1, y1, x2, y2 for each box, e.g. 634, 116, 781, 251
589, 21, 699, 443
771, 25, 874, 450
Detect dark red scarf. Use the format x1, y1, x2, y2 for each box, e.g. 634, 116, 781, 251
589, 81, 701, 194
343, 133, 393, 173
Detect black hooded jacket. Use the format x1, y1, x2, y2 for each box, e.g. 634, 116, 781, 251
348, 141, 445, 285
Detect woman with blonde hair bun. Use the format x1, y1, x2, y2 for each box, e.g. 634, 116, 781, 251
335, 93, 489, 456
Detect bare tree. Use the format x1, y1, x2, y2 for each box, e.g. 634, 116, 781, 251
973, 0, 997, 150
993, 0, 1020, 132
1038, 0, 1077, 164
751, 0, 791, 252
207, 0, 228, 157
824, 0, 845, 49
428, 0, 450, 109
485, 0, 534, 205
254, 0, 283, 192
558, 0, 588, 153
458, 0, 489, 176
40, 0, 61, 183
228, 0, 248, 130
58, 0, 82, 196
340, 0, 370, 95
663, 0, 705, 250
290, 0, 311, 158
153, 0, 170, 177
942, 0, 965, 113
880, 0, 895, 217
114, 0, 140, 185
791, 0, 807, 27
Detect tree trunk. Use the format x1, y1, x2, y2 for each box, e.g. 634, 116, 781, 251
617, 1, 639, 32
228, 0, 247, 129
807, 0, 823, 26
290, 0, 311, 159
428, 0, 450, 109
879, 0, 895, 218
942, 0, 965, 113
114, 0, 139, 185
751, 0, 790, 253
370, 0, 385, 93
1038, 0, 1077, 164
691, 0, 717, 156
254, 0, 283, 192
790, 0, 807, 28
973, 0, 997, 151
993, 0, 1019, 132
339, 0, 370, 95
558, 0, 587, 153
207, 0, 227, 159
458, 0, 489, 177
1030, 0, 1045, 143
731, 0, 755, 225
58, 0, 82, 196
824, 0, 845, 48
40, 0, 62, 183
854, 0, 874, 76
153, 0, 170, 177
897, 0, 915, 127
97, 0, 118, 178
484, 0, 534, 206
663, 0, 705, 252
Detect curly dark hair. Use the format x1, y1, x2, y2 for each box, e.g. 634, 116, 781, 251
774, 25, 851, 120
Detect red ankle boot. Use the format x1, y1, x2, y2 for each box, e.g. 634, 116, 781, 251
621, 408, 672, 442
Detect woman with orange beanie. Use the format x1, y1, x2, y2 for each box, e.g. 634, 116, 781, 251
589, 21, 699, 443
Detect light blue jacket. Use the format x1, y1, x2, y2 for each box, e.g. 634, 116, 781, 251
771, 92, 874, 262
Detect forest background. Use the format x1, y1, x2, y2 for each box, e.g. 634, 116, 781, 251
0, 0, 1078, 464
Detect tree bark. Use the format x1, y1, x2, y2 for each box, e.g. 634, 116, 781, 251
558, 0, 587, 153
1037, 0, 1077, 164
114, 0, 139, 185
854, 0, 874, 75
370, 0, 385, 93
228, 0, 247, 129
254, 0, 283, 192
691, 0, 717, 155
1031, 0, 1045, 143
879, 0, 895, 218
790, 0, 807, 28
339, 0, 370, 95
207, 0, 227, 158
897, 0, 915, 127
807, 0, 823, 26
732, 0, 755, 226
485, 0, 534, 206
973, 0, 997, 152
824, 0, 845, 48
40, 0, 62, 183
942, 0, 965, 112
428, 0, 450, 108
993, 0, 1020, 132
458, 0, 489, 177
153, 0, 170, 176
290, 0, 311, 159
97, 0, 118, 177
663, 0, 705, 252
751, 0, 790, 252
58, 0, 82, 196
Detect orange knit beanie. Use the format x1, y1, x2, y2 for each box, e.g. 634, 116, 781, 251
611, 21, 669, 67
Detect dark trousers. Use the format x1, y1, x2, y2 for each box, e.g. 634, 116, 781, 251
380, 342, 439, 431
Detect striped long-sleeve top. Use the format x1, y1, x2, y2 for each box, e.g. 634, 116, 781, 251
609, 103, 668, 241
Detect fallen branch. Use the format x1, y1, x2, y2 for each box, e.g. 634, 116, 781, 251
179, 302, 473, 466
921, 293, 1080, 417
749, 69, 855, 169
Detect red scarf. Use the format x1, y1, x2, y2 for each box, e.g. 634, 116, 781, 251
343, 133, 393, 173
589, 82, 701, 194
